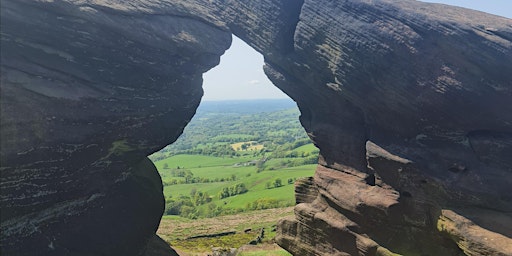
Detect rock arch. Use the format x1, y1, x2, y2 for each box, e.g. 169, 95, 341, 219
1, 0, 511, 255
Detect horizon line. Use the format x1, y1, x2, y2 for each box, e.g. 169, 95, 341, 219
201, 97, 291, 102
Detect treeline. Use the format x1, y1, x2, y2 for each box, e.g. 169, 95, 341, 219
148, 106, 320, 164
218, 183, 248, 199
265, 178, 283, 189
164, 189, 294, 219
179, 144, 237, 157
246, 198, 289, 211
164, 189, 213, 217
168, 167, 192, 177
162, 168, 239, 186
153, 106, 310, 159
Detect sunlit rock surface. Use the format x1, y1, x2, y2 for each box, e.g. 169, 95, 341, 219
266, 1, 512, 255
1, 0, 511, 255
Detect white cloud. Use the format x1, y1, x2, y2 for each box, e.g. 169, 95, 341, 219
248, 79, 260, 85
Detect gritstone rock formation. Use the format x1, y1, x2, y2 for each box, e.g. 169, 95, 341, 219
1, 0, 511, 255
1, 0, 230, 255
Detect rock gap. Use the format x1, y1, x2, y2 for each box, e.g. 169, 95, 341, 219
150, 34, 318, 254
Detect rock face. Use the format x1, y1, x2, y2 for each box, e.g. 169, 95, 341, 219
264, 1, 512, 255
1, 0, 511, 255
1, 0, 230, 255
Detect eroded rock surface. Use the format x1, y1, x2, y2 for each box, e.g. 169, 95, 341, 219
1, 0, 511, 255
1, 0, 229, 255
265, 1, 512, 255
267, 1, 512, 255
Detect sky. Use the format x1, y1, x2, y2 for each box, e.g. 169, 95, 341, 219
202, 36, 287, 101
201, 0, 512, 101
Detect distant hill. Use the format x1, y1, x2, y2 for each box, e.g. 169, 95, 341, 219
151, 98, 309, 160
197, 98, 297, 114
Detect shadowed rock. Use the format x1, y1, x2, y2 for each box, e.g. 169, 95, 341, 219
1, 0, 230, 255
1, 0, 511, 255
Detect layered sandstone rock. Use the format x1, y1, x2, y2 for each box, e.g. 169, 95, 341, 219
1, 0, 230, 255
202, 1, 512, 254
1, 0, 511, 255
267, 1, 512, 255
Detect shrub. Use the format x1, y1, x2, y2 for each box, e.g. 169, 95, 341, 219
246, 198, 281, 210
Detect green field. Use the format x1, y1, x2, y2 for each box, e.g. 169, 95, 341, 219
154, 153, 316, 216
155, 154, 249, 170
291, 143, 318, 154
151, 99, 318, 253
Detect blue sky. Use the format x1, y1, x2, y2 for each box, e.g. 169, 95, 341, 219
202, 36, 284, 101
202, 0, 512, 101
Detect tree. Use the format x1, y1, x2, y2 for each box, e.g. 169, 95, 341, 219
273, 178, 282, 188
236, 183, 248, 194
163, 163, 169, 169
180, 205, 196, 219
193, 191, 211, 206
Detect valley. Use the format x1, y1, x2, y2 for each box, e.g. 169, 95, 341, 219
150, 99, 317, 254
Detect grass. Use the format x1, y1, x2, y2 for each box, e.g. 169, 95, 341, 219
238, 249, 292, 256
164, 164, 315, 211
153, 152, 315, 254
175, 232, 255, 252
158, 207, 294, 255
292, 143, 318, 154
155, 154, 315, 212
155, 154, 250, 170
231, 141, 265, 151
163, 182, 229, 198
187, 165, 254, 179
